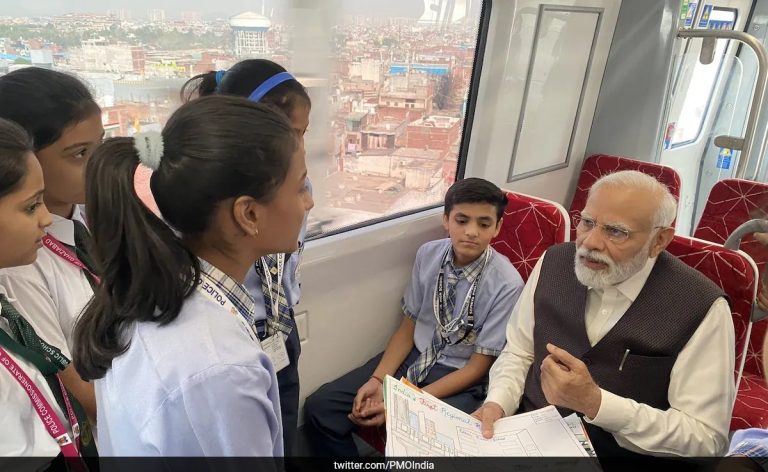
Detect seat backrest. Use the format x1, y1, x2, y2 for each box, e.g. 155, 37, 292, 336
693, 179, 768, 377
693, 179, 768, 284
666, 235, 759, 386
491, 190, 570, 282
568, 154, 682, 240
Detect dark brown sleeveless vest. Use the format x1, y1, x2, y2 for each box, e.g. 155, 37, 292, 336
519, 242, 724, 458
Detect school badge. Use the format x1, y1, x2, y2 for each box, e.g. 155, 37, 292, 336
80, 419, 93, 446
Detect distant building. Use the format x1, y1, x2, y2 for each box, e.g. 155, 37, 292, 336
378, 87, 433, 123
405, 115, 462, 152
147, 9, 166, 23
52, 14, 116, 33
231, 12, 271, 57
68, 42, 145, 75
107, 9, 130, 21
344, 111, 369, 154
361, 118, 408, 150
30, 49, 53, 69
349, 58, 382, 84
181, 11, 203, 24
343, 147, 445, 191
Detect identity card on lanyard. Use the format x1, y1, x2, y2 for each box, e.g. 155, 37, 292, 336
432, 247, 491, 342
0, 346, 82, 461
260, 255, 290, 372
196, 273, 259, 343
42, 234, 100, 284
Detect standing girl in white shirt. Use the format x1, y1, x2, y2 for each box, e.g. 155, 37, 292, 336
73, 96, 313, 456
0, 68, 104, 424
181, 59, 312, 456
0, 117, 97, 466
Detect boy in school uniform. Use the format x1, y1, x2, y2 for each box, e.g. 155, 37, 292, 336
303, 177, 525, 457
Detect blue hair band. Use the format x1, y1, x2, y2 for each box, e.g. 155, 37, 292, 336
214, 70, 226, 86
247, 71, 295, 103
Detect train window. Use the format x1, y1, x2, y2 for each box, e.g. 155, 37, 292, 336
306, 2, 488, 239
669, 7, 737, 148
0, 1, 488, 241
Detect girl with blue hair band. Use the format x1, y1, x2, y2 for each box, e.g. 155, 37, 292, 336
182, 59, 312, 456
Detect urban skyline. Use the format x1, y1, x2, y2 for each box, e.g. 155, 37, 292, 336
0, 2, 482, 235
0, 1, 432, 19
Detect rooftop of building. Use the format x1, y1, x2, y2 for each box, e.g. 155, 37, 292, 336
230, 11, 271, 29
409, 115, 461, 128
363, 119, 407, 134
323, 172, 405, 214
392, 147, 445, 160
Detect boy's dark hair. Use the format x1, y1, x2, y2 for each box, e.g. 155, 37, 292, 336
180, 59, 311, 118
0, 67, 100, 151
0, 117, 34, 199
444, 178, 507, 223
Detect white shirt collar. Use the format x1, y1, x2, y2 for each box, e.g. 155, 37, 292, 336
46, 205, 83, 247
591, 256, 658, 302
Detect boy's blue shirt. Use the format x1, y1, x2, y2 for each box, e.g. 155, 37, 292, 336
401, 238, 524, 371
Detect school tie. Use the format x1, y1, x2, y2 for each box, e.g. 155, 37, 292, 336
71, 220, 98, 288
0, 295, 70, 369
407, 266, 461, 384
257, 254, 294, 338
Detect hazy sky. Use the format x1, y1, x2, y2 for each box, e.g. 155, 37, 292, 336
1, 0, 427, 19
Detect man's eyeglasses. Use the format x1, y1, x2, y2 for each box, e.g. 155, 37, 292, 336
573, 214, 665, 243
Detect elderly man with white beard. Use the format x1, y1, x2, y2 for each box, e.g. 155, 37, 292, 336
473, 170, 735, 461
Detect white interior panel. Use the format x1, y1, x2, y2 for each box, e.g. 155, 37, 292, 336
297, 209, 446, 410
465, 0, 621, 207
511, 7, 602, 178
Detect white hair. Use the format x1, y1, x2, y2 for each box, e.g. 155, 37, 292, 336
588, 170, 677, 228
574, 237, 654, 288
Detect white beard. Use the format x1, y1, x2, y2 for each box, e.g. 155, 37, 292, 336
573, 243, 650, 289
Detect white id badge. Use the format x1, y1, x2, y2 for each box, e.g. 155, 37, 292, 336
261, 334, 290, 372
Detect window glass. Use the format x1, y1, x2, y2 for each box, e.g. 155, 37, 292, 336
0, 1, 486, 239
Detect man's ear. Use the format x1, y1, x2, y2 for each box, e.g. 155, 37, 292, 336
649, 226, 675, 258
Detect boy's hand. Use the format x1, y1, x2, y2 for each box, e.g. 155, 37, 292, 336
348, 401, 385, 427
349, 378, 385, 426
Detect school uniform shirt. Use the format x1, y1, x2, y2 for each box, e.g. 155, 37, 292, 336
402, 238, 525, 370
95, 259, 283, 456
728, 428, 768, 461
0, 206, 92, 358
486, 254, 735, 456
0, 294, 70, 458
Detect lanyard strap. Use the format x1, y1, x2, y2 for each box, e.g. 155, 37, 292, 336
260, 254, 284, 333
196, 273, 259, 343
42, 235, 101, 285
432, 247, 490, 343
0, 346, 81, 458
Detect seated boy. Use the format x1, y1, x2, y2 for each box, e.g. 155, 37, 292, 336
303, 177, 525, 456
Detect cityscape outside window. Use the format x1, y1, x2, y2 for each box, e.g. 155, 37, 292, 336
0, 0, 484, 238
